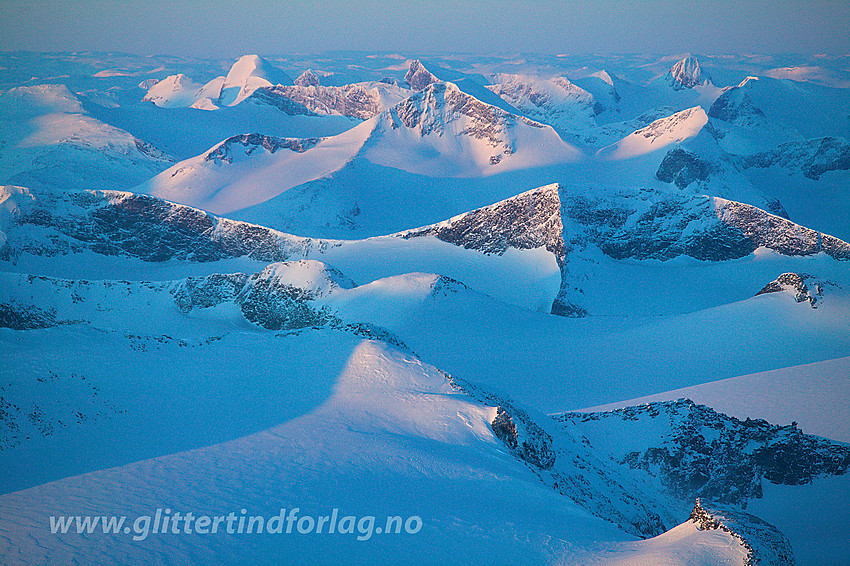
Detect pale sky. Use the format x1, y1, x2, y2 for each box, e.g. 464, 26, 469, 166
1, 0, 848, 56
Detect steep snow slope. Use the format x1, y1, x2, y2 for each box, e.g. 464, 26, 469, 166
141, 122, 371, 213
0, 84, 173, 191
0, 320, 638, 564
5, 183, 850, 318
362, 81, 582, 176
708, 75, 850, 149
0, 186, 561, 312
215, 54, 293, 107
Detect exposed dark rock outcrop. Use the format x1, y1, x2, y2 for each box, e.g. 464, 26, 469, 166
2, 188, 329, 264
205, 134, 320, 164
755, 272, 828, 307
665, 57, 710, 90
708, 83, 764, 122
0, 302, 62, 329
244, 87, 316, 115
402, 184, 565, 261
656, 148, 713, 188
294, 69, 321, 87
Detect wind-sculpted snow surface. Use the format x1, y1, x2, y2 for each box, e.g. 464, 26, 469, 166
0, 85, 174, 191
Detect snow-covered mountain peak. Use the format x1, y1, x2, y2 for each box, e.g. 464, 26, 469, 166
404, 59, 439, 91
294, 69, 321, 87
666, 56, 711, 90
486, 73, 601, 139
224, 54, 278, 84
142, 74, 204, 108
370, 81, 582, 176
590, 69, 614, 86
219, 54, 291, 106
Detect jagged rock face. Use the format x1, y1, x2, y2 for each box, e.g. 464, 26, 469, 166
388, 81, 539, 153
562, 192, 755, 262
243, 87, 316, 115
451, 374, 667, 538
717, 199, 850, 260
738, 136, 850, 179
204, 134, 320, 164
0, 187, 324, 264
403, 183, 849, 317
402, 184, 565, 263
262, 82, 409, 120
556, 399, 850, 506
404, 59, 439, 91
666, 56, 710, 90
656, 148, 713, 188
559, 189, 849, 263
294, 69, 321, 87
755, 272, 829, 307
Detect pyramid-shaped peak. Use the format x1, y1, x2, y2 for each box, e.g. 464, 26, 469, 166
667, 56, 710, 90
294, 69, 321, 87
405, 59, 439, 91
